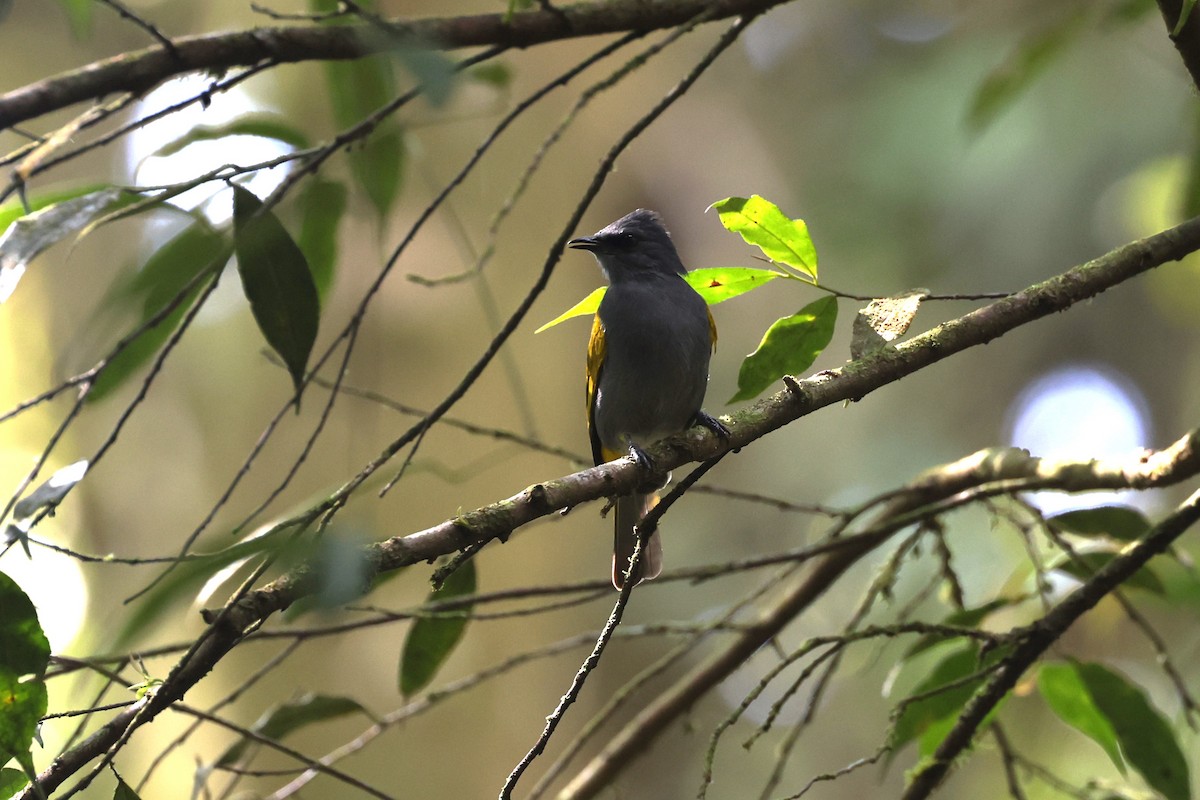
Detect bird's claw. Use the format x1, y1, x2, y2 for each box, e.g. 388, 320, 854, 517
694, 410, 731, 440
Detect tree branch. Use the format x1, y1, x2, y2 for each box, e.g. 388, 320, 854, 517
900, 487, 1200, 800
20, 209, 1200, 797
1157, 0, 1200, 92
0, 0, 791, 129
556, 437, 1200, 799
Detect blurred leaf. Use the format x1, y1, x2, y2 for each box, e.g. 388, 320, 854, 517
216, 693, 370, 767
1049, 551, 1166, 595
398, 47, 457, 107
1077, 661, 1191, 800
113, 775, 142, 800
709, 195, 817, 279
311, 535, 374, 610
117, 533, 299, 647
12, 459, 88, 520
966, 13, 1085, 133
0, 0, 12, 24
471, 62, 513, 88
149, 114, 311, 159
0, 768, 27, 796
889, 646, 989, 759
1049, 506, 1151, 542
534, 287, 605, 334
0, 573, 50, 770
729, 295, 837, 403
1038, 662, 1125, 773
296, 178, 347, 303
0, 187, 130, 303
851, 289, 927, 360
312, 0, 405, 220
89, 223, 232, 403
0, 183, 110, 232
686, 267, 782, 304
56, 0, 91, 37
902, 599, 1012, 661
400, 560, 476, 696
232, 185, 320, 399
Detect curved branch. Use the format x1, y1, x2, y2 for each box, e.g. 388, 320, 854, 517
21, 211, 1200, 798
0, 0, 789, 129
556, 435, 1200, 799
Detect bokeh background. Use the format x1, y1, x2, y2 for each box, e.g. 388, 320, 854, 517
2, 1, 1199, 797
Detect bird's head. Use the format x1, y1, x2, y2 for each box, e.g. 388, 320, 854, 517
569, 208, 686, 281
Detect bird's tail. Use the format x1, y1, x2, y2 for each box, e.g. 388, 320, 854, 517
612, 492, 663, 589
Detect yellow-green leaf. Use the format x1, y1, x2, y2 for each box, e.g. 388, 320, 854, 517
685, 266, 782, 304
709, 195, 817, 279
534, 287, 605, 334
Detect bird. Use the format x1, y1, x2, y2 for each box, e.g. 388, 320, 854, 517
569, 208, 728, 589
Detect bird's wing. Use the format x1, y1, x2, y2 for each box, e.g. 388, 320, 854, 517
586, 313, 608, 466
707, 306, 719, 352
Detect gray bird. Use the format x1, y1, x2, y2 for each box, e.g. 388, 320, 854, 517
569, 209, 728, 588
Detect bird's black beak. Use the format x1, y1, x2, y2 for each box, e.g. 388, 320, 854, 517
568, 236, 599, 251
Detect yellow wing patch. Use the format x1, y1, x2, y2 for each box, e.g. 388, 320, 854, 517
707, 307, 719, 351
586, 314, 609, 464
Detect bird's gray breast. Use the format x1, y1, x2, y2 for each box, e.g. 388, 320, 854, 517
593, 277, 712, 450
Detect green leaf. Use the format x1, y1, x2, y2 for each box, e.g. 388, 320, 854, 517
1038, 662, 1125, 774
55, 0, 91, 37
398, 47, 457, 107
232, 185, 321, 399
312, 0, 405, 220
0, 572, 51, 768
685, 267, 782, 304
1076, 661, 1191, 800
0, 768, 27, 796
215, 694, 370, 767
709, 195, 817, 279
0, 184, 113, 233
296, 178, 347, 304
0, 187, 131, 303
966, 13, 1085, 133
729, 295, 837, 403
890, 646, 988, 758
471, 62, 513, 89
113, 774, 142, 800
1049, 506, 1151, 542
1049, 551, 1166, 595
534, 287, 605, 334
149, 114, 311, 159
399, 560, 477, 696
88, 223, 232, 404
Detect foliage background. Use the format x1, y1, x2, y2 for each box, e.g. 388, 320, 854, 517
2, 1, 1199, 798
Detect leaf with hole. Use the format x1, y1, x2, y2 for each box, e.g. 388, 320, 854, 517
399, 560, 477, 696
729, 295, 837, 403
232, 185, 320, 400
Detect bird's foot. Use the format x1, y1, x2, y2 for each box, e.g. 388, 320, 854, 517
694, 410, 731, 440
